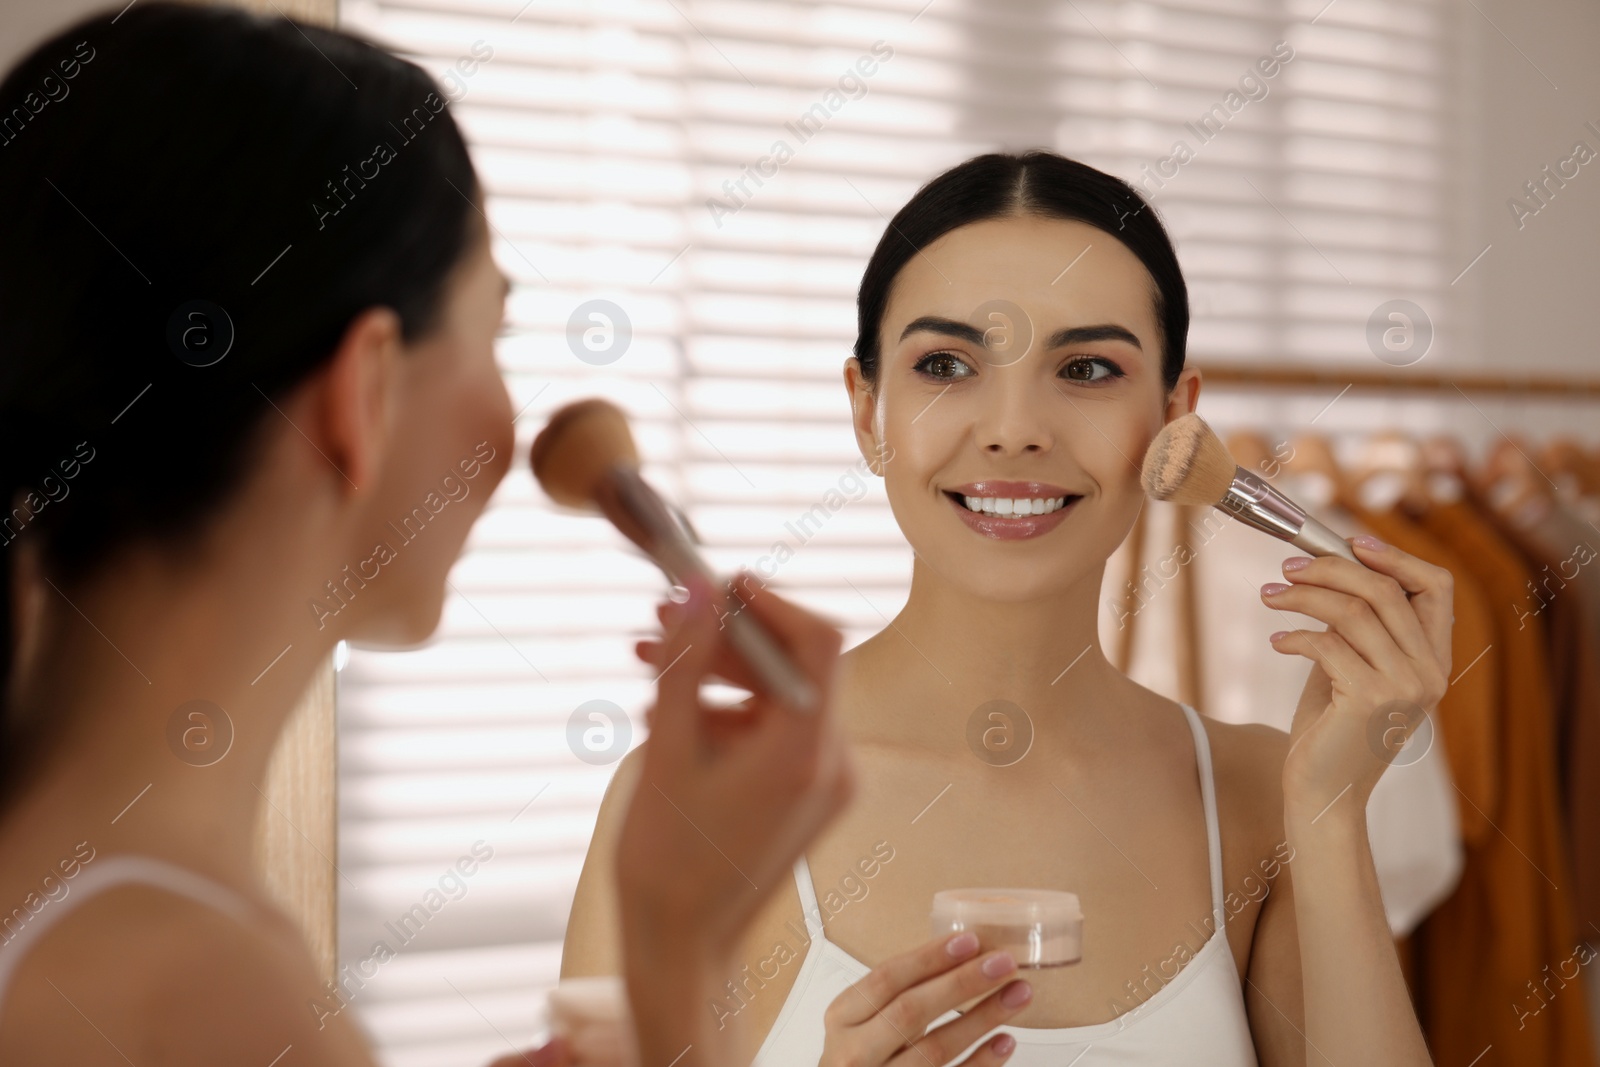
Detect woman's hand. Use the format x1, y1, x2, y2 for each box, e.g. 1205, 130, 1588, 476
487, 1036, 569, 1066
617, 571, 855, 952
820, 933, 1031, 1067
614, 572, 856, 1066
1262, 536, 1454, 821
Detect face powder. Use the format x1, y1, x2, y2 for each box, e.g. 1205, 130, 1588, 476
931, 888, 1083, 968
547, 976, 638, 1067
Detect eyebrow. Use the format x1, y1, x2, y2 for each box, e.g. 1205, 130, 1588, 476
899, 316, 1142, 351
1044, 324, 1142, 350
900, 316, 985, 346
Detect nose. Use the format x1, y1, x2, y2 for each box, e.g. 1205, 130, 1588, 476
975, 367, 1053, 457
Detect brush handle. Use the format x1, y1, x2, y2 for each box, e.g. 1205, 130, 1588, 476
1290, 516, 1360, 563
1217, 468, 1360, 564
608, 468, 820, 713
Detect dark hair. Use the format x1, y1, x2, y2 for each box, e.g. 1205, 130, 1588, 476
0, 3, 479, 793
853, 151, 1188, 392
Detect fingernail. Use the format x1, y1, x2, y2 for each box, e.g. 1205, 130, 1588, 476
684, 576, 713, 613
992, 1033, 1017, 1055
1353, 535, 1386, 550
1270, 630, 1289, 642
1000, 980, 1032, 1009
946, 932, 980, 958
981, 952, 1016, 979
1261, 583, 1291, 597
1282, 557, 1311, 572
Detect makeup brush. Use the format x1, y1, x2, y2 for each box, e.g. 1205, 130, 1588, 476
531, 398, 819, 713
1142, 413, 1360, 564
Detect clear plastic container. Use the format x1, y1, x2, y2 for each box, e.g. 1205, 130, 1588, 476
931, 888, 1083, 968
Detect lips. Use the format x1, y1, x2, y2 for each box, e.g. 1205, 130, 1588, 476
943, 481, 1083, 541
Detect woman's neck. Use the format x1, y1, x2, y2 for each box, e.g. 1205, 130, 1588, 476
3, 526, 338, 889
842, 555, 1136, 752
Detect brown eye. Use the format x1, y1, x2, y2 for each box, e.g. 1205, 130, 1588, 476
914, 352, 974, 380
1060, 358, 1120, 382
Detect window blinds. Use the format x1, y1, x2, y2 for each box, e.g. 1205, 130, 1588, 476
332, 1, 1455, 1063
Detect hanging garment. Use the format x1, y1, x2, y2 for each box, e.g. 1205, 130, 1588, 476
1483, 494, 1600, 949
1364, 499, 1596, 1067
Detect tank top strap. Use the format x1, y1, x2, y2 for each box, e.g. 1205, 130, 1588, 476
0, 855, 257, 1013
1178, 703, 1227, 927
791, 855, 827, 941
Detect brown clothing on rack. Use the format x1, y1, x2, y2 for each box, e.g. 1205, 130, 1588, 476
1542, 555, 1600, 947
1378, 500, 1597, 1067
1479, 498, 1600, 949
1352, 505, 1499, 843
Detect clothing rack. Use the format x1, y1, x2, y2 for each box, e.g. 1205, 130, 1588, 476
1196, 363, 1600, 397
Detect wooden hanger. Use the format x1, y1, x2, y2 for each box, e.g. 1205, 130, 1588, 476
1420, 434, 1469, 505
1344, 430, 1430, 516
1279, 431, 1354, 511
1473, 436, 1554, 529
1539, 437, 1600, 499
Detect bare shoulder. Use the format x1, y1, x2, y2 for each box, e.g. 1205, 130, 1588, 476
1202, 715, 1291, 817
1200, 716, 1290, 841
562, 743, 647, 978
0, 884, 375, 1066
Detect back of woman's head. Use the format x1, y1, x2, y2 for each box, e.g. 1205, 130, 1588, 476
853, 150, 1189, 392
0, 3, 479, 780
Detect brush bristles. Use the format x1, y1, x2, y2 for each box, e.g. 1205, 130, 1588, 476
531, 399, 639, 508
1141, 413, 1240, 506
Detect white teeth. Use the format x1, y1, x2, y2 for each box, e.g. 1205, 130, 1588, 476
957, 494, 1071, 516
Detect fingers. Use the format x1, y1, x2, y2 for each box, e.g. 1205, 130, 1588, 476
1266, 544, 1451, 705
1269, 554, 1434, 671
869, 950, 1021, 1050
900, 981, 1032, 1066
1261, 580, 1413, 682
941, 1033, 1018, 1067
1349, 537, 1455, 672
637, 636, 761, 694
829, 933, 984, 1027
645, 577, 720, 765
729, 571, 845, 683
485, 1036, 568, 1067
1269, 627, 1377, 695
829, 936, 1024, 1066
645, 573, 840, 702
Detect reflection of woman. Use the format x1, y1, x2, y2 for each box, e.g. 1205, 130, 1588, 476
0, 7, 850, 1066
567, 152, 1451, 1066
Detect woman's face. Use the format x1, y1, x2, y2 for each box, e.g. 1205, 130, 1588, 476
846, 214, 1199, 603
349, 224, 515, 645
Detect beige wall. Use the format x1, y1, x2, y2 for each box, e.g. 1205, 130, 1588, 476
1455, 0, 1600, 378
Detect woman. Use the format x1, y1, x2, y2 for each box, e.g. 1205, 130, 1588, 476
0, 7, 883, 1066
566, 152, 1452, 1066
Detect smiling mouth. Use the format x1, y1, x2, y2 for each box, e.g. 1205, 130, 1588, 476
944, 491, 1083, 517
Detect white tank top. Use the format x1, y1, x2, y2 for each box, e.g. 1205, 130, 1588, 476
752, 703, 1259, 1066
0, 855, 256, 1017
